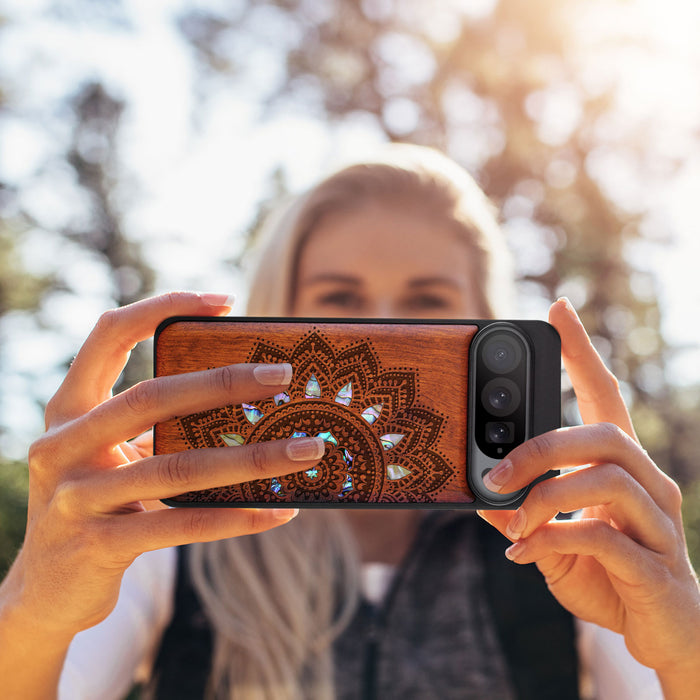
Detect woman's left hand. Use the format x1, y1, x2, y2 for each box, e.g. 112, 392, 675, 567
478, 298, 700, 696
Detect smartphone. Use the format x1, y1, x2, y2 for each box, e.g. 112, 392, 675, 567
154, 317, 560, 509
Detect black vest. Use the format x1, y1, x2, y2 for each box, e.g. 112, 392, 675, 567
148, 514, 579, 699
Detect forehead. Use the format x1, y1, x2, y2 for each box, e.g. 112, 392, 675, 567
298, 202, 472, 280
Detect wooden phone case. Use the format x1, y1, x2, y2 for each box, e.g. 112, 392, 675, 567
155, 318, 479, 506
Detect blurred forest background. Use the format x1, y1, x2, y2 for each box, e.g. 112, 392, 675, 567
1, 0, 700, 574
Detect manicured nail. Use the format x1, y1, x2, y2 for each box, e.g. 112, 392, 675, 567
199, 293, 236, 308
506, 509, 527, 540
557, 296, 578, 319
286, 436, 325, 461
505, 541, 527, 561
273, 508, 299, 521
254, 363, 293, 386
483, 460, 512, 493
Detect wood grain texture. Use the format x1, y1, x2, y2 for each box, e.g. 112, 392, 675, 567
155, 320, 478, 506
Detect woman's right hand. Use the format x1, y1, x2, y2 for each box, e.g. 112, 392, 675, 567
1, 292, 324, 641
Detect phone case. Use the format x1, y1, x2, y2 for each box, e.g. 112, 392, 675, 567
154, 317, 560, 509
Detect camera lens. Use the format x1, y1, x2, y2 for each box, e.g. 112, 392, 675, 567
482, 334, 523, 374
489, 387, 511, 411
481, 378, 521, 417
486, 421, 514, 444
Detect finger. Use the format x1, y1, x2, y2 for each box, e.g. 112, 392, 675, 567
86, 436, 326, 507
503, 518, 662, 588
548, 298, 636, 439
66, 362, 293, 454
503, 464, 675, 554
120, 441, 143, 462
110, 506, 300, 557
47, 292, 234, 424
483, 423, 680, 514
126, 430, 153, 459
476, 509, 516, 539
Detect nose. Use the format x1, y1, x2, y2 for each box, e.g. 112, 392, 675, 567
366, 300, 400, 319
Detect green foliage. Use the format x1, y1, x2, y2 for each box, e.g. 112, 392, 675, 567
0, 225, 53, 316
0, 460, 28, 577
682, 478, 700, 572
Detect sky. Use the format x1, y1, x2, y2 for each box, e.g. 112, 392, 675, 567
1, 0, 700, 457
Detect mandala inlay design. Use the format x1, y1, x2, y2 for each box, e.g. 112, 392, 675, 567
175, 331, 456, 503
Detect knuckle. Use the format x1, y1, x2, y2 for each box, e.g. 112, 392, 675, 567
583, 518, 615, 546
161, 291, 191, 309
523, 432, 555, 465
44, 395, 63, 426
28, 433, 59, 476
601, 462, 632, 490
157, 452, 195, 490
52, 479, 83, 516
663, 476, 683, 512
660, 513, 683, 554
214, 364, 239, 394
602, 369, 621, 396
95, 307, 138, 356
28, 436, 49, 472
94, 308, 121, 337
596, 421, 628, 446
123, 379, 159, 416
183, 509, 211, 541
529, 477, 554, 510
245, 509, 267, 532
243, 442, 272, 477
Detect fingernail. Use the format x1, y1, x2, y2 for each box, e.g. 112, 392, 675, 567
286, 436, 325, 461
505, 541, 527, 561
273, 508, 299, 521
199, 293, 236, 308
557, 296, 578, 319
483, 460, 512, 493
506, 509, 527, 540
254, 363, 293, 386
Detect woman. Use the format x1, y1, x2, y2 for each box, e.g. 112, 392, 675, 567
0, 146, 698, 699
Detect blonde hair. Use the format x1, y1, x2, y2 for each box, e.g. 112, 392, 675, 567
246, 143, 514, 318
189, 512, 359, 700
188, 145, 514, 699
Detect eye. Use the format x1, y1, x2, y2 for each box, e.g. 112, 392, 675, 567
402, 294, 451, 311
315, 290, 366, 311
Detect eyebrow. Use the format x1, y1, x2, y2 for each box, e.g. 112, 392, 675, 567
301, 274, 462, 290
301, 273, 362, 286
407, 277, 462, 290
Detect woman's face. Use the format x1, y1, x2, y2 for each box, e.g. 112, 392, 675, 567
293, 202, 485, 319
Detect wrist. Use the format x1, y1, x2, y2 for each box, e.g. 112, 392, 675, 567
0, 560, 74, 699
0, 550, 77, 649
656, 656, 700, 700
1, 593, 76, 651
